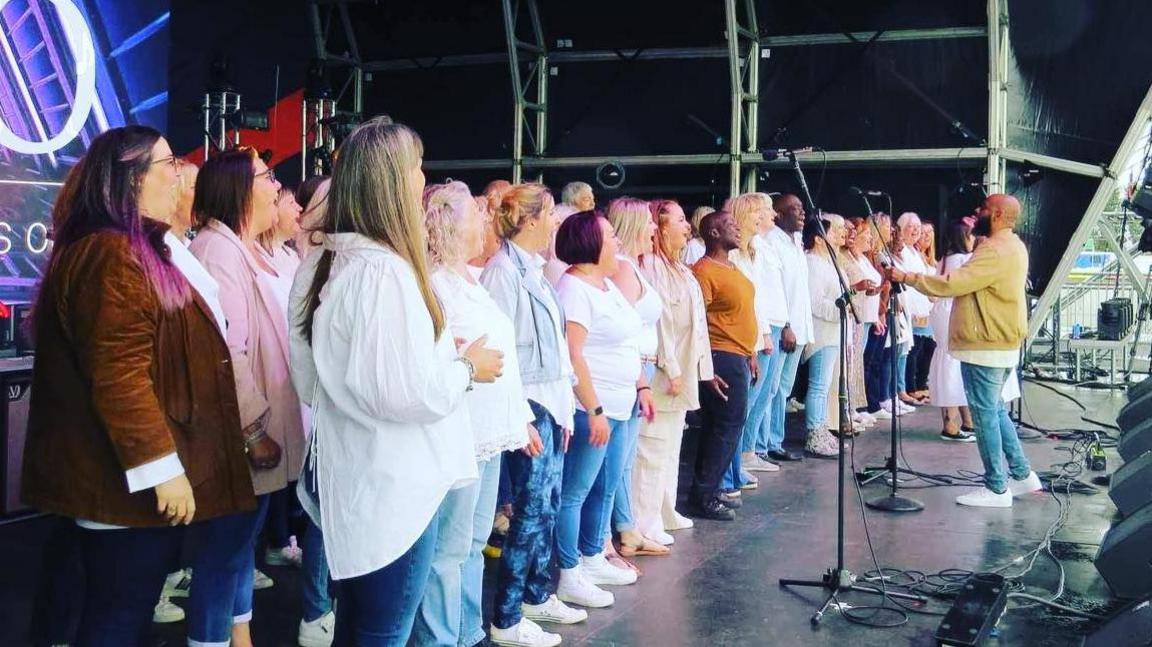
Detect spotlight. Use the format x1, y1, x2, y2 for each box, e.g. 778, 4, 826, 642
228, 110, 269, 131
595, 161, 625, 190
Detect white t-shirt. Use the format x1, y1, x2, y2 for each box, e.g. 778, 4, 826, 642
557, 273, 643, 420
619, 255, 663, 357
432, 268, 533, 460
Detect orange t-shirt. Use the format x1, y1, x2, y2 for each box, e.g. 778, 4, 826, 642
692, 256, 757, 357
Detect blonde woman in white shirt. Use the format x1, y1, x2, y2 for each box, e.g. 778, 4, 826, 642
288, 118, 503, 644
412, 181, 538, 647
682, 205, 714, 266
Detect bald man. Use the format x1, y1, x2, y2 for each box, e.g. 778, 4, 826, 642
886, 194, 1040, 508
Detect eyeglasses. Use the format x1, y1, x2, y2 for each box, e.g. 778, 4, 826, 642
151, 155, 179, 169
256, 167, 277, 184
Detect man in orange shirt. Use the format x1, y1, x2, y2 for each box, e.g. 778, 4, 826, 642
690, 210, 760, 520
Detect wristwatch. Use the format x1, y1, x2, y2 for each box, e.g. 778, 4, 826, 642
590, 405, 604, 416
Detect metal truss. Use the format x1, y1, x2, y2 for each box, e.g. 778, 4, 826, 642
725, 0, 760, 196
501, 0, 547, 184
305, 0, 363, 178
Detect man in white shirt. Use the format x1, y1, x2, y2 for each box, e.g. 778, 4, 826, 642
760, 194, 813, 463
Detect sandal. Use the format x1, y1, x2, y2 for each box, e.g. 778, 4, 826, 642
605, 549, 643, 574
617, 535, 672, 558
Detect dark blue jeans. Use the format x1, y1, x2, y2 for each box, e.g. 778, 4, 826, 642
493, 401, 565, 629
333, 510, 439, 646
691, 350, 751, 505
864, 327, 893, 412
75, 525, 183, 647
187, 494, 270, 645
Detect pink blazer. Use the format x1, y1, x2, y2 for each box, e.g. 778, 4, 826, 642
190, 220, 305, 495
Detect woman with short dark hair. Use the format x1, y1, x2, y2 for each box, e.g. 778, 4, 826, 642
553, 210, 653, 607
23, 126, 255, 644
188, 147, 305, 647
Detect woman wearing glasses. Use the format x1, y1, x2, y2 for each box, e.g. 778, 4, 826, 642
22, 127, 255, 644
188, 148, 306, 647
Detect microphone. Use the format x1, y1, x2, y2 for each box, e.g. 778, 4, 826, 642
849, 186, 886, 197
763, 146, 813, 161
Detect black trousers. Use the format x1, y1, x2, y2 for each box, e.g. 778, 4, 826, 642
906, 334, 936, 393
692, 350, 751, 504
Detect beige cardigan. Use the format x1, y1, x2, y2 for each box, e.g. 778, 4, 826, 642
643, 256, 714, 412
190, 220, 305, 496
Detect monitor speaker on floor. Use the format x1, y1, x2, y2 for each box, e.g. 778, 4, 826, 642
1095, 502, 1152, 599
1119, 418, 1152, 463
1082, 596, 1152, 647
1117, 389, 1152, 431
1110, 451, 1152, 517
1126, 377, 1152, 404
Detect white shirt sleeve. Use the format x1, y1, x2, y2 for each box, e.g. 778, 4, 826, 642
341, 261, 471, 424
557, 278, 594, 332
125, 452, 184, 493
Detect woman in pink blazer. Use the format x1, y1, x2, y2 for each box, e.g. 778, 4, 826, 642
187, 147, 305, 647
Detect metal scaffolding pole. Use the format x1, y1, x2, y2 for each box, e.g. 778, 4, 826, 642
1026, 84, 1152, 349
724, 0, 760, 196
1097, 219, 1148, 301
986, 0, 1008, 192
501, 0, 548, 184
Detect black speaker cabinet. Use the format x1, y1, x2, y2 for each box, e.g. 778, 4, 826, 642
1096, 503, 1152, 599
1127, 377, 1152, 404
1120, 418, 1152, 463
1082, 596, 1152, 646
1111, 451, 1152, 518
1118, 389, 1152, 432
0, 366, 32, 514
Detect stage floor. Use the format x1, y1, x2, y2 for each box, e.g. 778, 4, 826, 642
0, 381, 1128, 646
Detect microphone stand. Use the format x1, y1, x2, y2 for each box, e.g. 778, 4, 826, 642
778, 153, 926, 624
854, 193, 925, 513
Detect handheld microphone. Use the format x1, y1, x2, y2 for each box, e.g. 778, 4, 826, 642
849, 186, 886, 197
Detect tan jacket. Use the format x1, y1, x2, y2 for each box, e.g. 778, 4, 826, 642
642, 257, 714, 412
23, 230, 255, 526
190, 220, 305, 496
907, 230, 1028, 352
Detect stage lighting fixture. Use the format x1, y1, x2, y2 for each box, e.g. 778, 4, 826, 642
228, 110, 269, 131
595, 161, 625, 190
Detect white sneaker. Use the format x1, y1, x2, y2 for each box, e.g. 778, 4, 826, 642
162, 569, 191, 598
956, 487, 1013, 508
664, 513, 694, 531
556, 567, 614, 608
741, 452, 780, 473
579, 553, 637, 586
253, 568, 274, 590
648, 529, 675, 546
871, 408, 892, 421
1008, 471, 1043, 497
522, 594, 588, 625
787, 397, 806, 413
880, 400, 902, 417
265, 536, 303, 567
152, 596, 184, 623
298, 610, 335, 647
897, 402, 916, 415
858, 412, 877, 426
490, 618, 562, 647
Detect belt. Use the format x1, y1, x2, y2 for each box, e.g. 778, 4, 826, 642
641, 355, 658, 364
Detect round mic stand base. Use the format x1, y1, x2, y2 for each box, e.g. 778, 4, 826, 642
865, 493, 925, 512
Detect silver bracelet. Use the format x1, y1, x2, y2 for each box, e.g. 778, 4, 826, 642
456, 356, 476, 392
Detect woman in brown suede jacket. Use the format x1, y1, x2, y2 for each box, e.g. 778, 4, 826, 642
22, 126, 254, 645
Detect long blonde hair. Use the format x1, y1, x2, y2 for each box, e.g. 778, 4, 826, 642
725, 192, 773, 259
299, 117, 445, 342
606, 196, 651, 257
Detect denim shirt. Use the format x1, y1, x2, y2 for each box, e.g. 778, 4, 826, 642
480, 240, 568, 384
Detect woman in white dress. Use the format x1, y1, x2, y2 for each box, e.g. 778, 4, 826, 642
928, 219, 1020, 442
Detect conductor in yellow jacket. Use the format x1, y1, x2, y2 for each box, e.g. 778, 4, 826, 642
885, 194, 1043, 508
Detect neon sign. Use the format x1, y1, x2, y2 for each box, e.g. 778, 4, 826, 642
0, 0, 96, 155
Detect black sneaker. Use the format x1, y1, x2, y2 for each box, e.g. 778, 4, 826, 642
940, 430, 976, 443
764, 449, 803, 462
717, 491, 743, 509
689, 498, 736, 521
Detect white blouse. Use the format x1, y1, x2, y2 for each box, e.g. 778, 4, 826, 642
287, 233, 477, 580
557, 274, 643, 420
853, 254, 881, 324
807, 251, 846, 349
765, 227, 814, 346
730, 236, 788, 350
619, 255, 663, 358
432, 268, 533, 460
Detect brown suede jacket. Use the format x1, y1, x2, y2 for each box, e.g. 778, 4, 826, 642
22, 229, 255, 526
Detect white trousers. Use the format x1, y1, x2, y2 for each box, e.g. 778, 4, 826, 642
631, 409, 688, 536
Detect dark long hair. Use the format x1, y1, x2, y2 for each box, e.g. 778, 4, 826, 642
40, 126, 191, 313
942, 220, 974, 258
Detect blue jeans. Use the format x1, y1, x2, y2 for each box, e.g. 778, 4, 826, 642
75, 525, 182, 647
722, 349, 772, 489
609, 362, 654, 534
301, 517, 332, 622
960, 363, 1032, 493
412, 457, 495, 647
766, 345, 804, 453
804, 346, 838, 431
462, 458, 501, 645
187, 494, 270, 646
897, 348, 909, 394
333, 511, 439, 646
557, 410, 631, 568
752, 326, 787, 455
493, 403, 564, 629
864, 324, 894, 411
